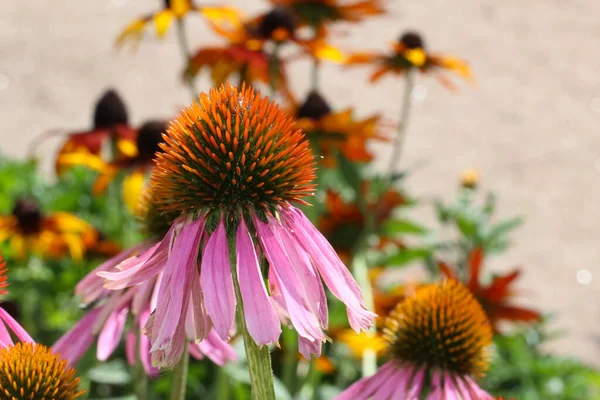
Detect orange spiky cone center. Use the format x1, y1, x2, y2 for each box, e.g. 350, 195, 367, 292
151, 84, 316, 218
383, 279, 493, 377
0, 342, 86, 400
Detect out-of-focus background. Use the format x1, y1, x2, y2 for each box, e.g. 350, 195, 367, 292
1, 0, 598, 366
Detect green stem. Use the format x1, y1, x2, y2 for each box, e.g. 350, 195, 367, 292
216, 366, 230, 400
228, 234, 276, 400
169, 351, 189, 400
133, 327, 149, 399
268, 44, 281, 98
387, 68, 415, 174
282, 328, 298, 394
175, 18, 198, 99
311, 59, 320, 90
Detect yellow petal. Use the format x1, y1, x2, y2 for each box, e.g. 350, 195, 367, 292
122, 170, 147, 214
200, 6, 244, 29
154, 10, 174, 37
118, 139, 138, 158
56, 150, 108, 172
442, 56, 473, 79
115, 19, 147, 48
405, 48, 426, 67
170, 0, 191, 18
313, 43, 346, 63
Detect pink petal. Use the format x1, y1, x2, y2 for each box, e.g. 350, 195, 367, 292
406, 367, 425, 399
335, 361, 396, 400
185, 260, 212, 342
298, 336, 322, 359
0, 317, 13, 347
459, 376, 495, 400
389, 367, 412, 400
191, 330, 238, 366
253, 215, 324, 342
53, 308, 102, 366
280, 206, 376, 332
126, 330, 136, 366
97, 307, 129, 361
0, 307, 33, 344
201, 219, 236, 341
236, 219, 281, 345
138, 309, 160, 377
76, 243, 145, 304
149, 218, 204, 365
99, 223, 178, 289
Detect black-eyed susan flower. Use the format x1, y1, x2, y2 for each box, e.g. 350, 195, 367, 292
53, 89, 137, 175
99, 85, 375, 367
54, 190, 237, 372
268, 0, 385, 30
115, 0, 238, 48
0, 198, 97, 261
440, 248, 541, 332
295, 91, 386, 167
336, 280, 495, 399
346, 31, 472, 89
460, 168, 480, 189
337, 329, 387, 359
0, 342, 85, 399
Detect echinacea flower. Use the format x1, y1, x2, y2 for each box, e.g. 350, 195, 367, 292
0, 342, 86, 399
346, 31, 472, 89
295, 91, 386, 167
99, 84, 375, 367
52, 89, 136, 175
0, 198, 97, 261
440, 248, 540, 332
336, 280, 494, 400
0, 255, 33, 347
268, 0, 385, 30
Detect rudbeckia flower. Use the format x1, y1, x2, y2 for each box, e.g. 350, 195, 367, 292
52, 89, 136, 175
346, 31, 472, 89
116, 0, 237, 48
440, 248, 541, 332
336, 280, 495, 399
99, 85, 375, 366
337, 329, 387, 359
295, 91, 386, 167
0, 198, 97, 261
268, 0, 385, 29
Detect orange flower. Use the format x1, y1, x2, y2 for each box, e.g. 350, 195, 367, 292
295, 91, 386, 167
346, 31, 472, 89
440, 248, 541, 332
319, 184, 405, 254
0, 198, 97, 261
0, 255, 7, 299
268, 0, 385, 29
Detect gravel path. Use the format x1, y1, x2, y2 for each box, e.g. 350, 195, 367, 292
1, 0, 598, 365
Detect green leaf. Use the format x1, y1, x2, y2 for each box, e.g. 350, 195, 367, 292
383, 219, 428, 235
336, 153, 362, 194
382, 247, 431, 267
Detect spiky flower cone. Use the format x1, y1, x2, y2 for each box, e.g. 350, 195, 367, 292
100, 84, 375, 368
336, 280, 495, 400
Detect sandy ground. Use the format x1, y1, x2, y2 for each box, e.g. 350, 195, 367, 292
1, 1, 599, 365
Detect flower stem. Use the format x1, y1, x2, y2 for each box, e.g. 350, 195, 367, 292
169, 351, 189, 400
268, 44, 281, 98
311, 59, 320, 90
387, 68, 415, 173
228, 234, 276, 400
175, 18, 198, 99
282, 328, 298, 394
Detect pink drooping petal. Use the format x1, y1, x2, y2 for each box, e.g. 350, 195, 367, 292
254, 215, 324, 342
389, 367, 412, 400
76, 243, 145, 304
97, 307, 129, 361
298, 335, 322, 359
185, 260, 212, 342
0, 307, 33, 345
335, 361, 397, 400
149, 218, 204, 367
53, 308, 102, 366
201, 219, 236, 341
189, 330, 238, 366
0, 316, 12, 347
458, 376, 495, 400
132, 278, 157, 317
93, 289, 135, 334
236, 219, 281, 345
138, 309, 159, 377
277, 223, 328, 330
280, 206, 376, 332
126, 330, 136, 366
268, 266, 290, 324
406, 367, 426, 399
99, 223, 177, 289
373, 366, 407, 400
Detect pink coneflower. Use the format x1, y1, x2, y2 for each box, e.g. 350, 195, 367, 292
99, 84, 375, 367
0, 255, 33, 347
55, 201, 237, 374
336, 280, 495, 400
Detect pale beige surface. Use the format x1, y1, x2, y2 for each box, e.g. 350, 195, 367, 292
1, 1, 599, 364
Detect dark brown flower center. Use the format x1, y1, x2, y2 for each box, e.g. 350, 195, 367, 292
255, 7, 297, 40
93, 89, 129, 129
136, 120, 167, 163
399, 31, 425, 50
12, 198, 42, 235
296, 91, 332, 121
